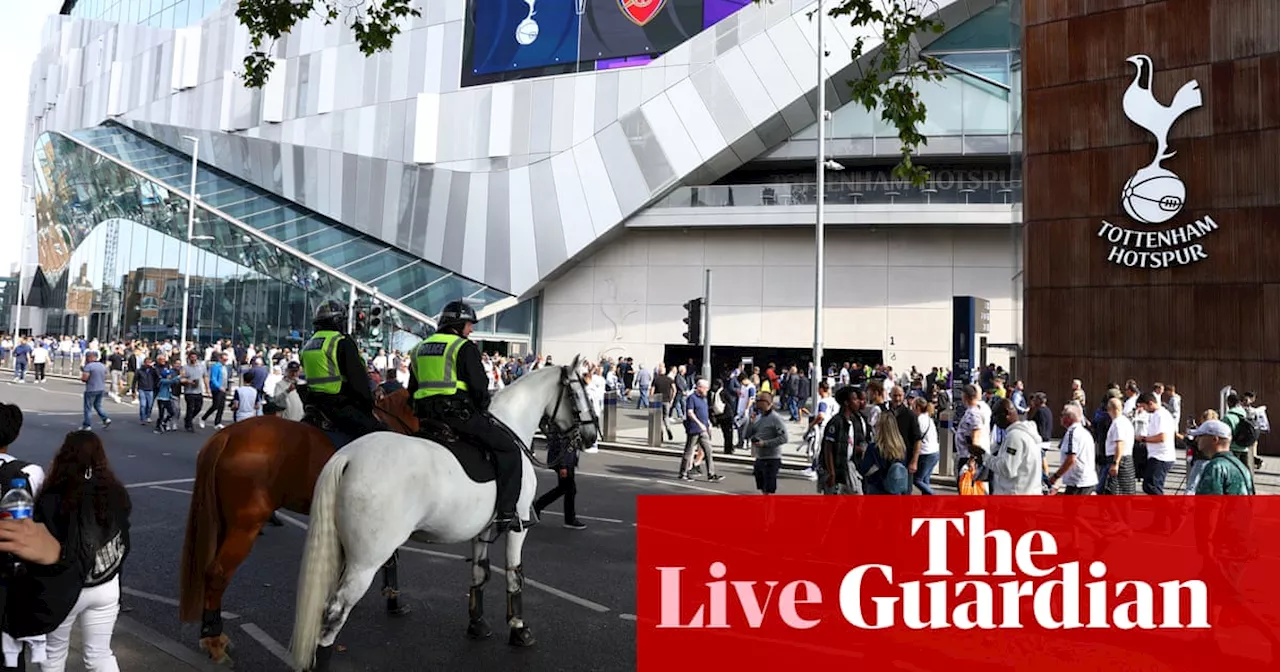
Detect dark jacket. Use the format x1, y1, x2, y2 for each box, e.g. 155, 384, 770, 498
820, 411, 869, 484
135, 364, 160, 392
545, 432, 578, 470
334, 336, 374, 412
37, 485, 131, 589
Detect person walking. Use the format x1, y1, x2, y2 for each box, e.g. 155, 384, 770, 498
743, 392, 788, 494
533, 430, 586, 530
134, 358, 159, 425
179, 352, 207, 433
678, 379, 724, 483
201, 352, 229, 429
78, 352, 111, 432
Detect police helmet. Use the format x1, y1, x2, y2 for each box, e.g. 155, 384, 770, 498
314, 300, 347, 330
438, 300, 478, 328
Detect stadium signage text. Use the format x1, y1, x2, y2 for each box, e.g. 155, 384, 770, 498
654, 511, 1209, 631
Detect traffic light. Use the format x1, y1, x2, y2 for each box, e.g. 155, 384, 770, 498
353, 305, 368, 335
369, 304, 384, 337
682, 298, 703, 345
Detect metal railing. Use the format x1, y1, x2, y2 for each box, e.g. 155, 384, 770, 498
653, 181, 1023, 208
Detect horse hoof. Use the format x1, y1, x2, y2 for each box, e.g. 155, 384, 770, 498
386, 599, 411, 617
467, 619, 492, 640
199, 634, 233, 664
507, 626, 536, 647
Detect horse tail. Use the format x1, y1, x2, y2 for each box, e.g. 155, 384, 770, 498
179, 428, 232, 622
289, 450, 350, 671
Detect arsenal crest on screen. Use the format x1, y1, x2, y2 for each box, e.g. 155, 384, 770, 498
619, 0, 668, 26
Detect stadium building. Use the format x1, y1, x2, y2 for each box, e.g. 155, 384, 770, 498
18, 0, 1023, 374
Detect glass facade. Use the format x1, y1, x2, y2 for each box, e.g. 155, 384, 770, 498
65, 0, 223, 28
29, 125, 535, 349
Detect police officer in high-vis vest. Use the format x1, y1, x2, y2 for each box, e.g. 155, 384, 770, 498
300, 300, 385, 440
409, 300, 526, 532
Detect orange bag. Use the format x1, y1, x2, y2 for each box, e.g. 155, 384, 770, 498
959, 466, 987, 495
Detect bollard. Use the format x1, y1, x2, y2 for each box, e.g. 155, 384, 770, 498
647, 393, 665, 447
602, 390, 618, 442
939, 408, 955, 478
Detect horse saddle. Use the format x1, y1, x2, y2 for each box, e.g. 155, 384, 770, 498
415, 420, 497, 484
303, 405, 358, 449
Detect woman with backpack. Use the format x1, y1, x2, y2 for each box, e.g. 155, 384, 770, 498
858, 411, 911, 495
35, 431, 132, 672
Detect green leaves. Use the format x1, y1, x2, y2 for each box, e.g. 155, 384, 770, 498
235, 0, 421, 89
770, 0, 946, 186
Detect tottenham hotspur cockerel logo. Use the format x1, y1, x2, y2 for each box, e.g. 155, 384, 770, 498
1097, 55, 1218, 270
1120, 55, 1202, 225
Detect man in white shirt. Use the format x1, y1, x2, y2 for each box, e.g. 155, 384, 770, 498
1135, 392, 1176, 495
1048, 403, 1097, 494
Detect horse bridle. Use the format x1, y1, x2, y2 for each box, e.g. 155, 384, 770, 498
534, 366, 601, 466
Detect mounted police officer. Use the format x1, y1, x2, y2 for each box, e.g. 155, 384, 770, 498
409, 300, 526, 532
300, 300, 385, 442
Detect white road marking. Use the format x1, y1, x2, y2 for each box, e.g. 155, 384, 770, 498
619, 613, 637, 621
276, 513, 610, 612
150, 485, 193, 495
537, 510, 625, 524
122, 587, 240, 620
272, 511, 310, 531
665, 480, 724, 494
126, 477, 196, 489
576, 471, 650, 484
239, 622, 293, 667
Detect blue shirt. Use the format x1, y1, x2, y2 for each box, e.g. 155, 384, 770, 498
685, 392, 711, 435
209, 362, 226, 390
82, 362, 107, 393
156, 368, 177, 401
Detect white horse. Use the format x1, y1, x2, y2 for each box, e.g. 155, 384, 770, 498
288, 358, 599, 671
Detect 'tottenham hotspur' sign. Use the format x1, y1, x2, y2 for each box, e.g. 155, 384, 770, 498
1098, 55, 1218, 269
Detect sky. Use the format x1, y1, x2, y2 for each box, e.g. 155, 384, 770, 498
0, 1, 63, 276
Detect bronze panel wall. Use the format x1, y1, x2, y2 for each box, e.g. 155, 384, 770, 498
1022, 0, 1280, 452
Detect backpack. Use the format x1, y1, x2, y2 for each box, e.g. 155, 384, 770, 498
711, 389, 727, 417
0, 459, 34, 501
883, 461, 911, 495
1231, 409, 1260, 447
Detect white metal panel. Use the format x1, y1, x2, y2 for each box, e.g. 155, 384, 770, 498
317, 47, 338, 114
664, 79, 725, 162
570, 74, 596, 145
640, 92, 700, 177
740, 31, 801, 111
550, 151, 594, 258
572, 137, 621, 238
714, 46, 776, 127
261, 58, 287, 123
412, 92, 440, 164
507, 166, 539, 294
219, 71, 235, 131
488, 83, 514, 157
106, 61, 124, 116
461, 172, 489, 281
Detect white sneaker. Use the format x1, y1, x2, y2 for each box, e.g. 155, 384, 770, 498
198, 419, 206, 429
583, 444, 599, 454
215, 424, 224, 430
801, 467, 819, 481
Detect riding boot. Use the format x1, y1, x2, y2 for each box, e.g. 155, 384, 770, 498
492, 446, 522, 530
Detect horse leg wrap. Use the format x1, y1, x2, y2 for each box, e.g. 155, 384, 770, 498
466, 557, 492, 639
506, 565, 535, 647
381, 551, 410, 616
200, 609, 223, 639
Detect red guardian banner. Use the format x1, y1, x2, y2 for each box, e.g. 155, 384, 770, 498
636, 496, 1280, 671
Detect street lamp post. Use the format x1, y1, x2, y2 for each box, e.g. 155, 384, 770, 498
812, 0, 826, 409
179, 135, 199, 359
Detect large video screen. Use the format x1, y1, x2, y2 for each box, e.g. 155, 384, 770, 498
463, 0, 752, 87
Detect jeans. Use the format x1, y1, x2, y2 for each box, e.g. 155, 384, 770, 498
1142, 458, 1174, 495
534, 467, 578, 524
81, 392, 108, 428
13, 361, 25, 381
137, 389, 155, 422
636, 388, 649, 409
787, 396, 799, 421
913, 452, 940, 495
669, 394, 686, 420
41, 575, 121, 672
753, 458, 781, 493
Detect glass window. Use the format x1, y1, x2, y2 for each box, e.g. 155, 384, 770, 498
312, 238, 385, 269
372, 263, 448, 302
287, 227, 358, 255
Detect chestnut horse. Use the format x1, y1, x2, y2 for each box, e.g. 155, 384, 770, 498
179, 388, 418, 664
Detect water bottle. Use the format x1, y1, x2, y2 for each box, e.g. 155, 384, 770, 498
0, 478, 34, 578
